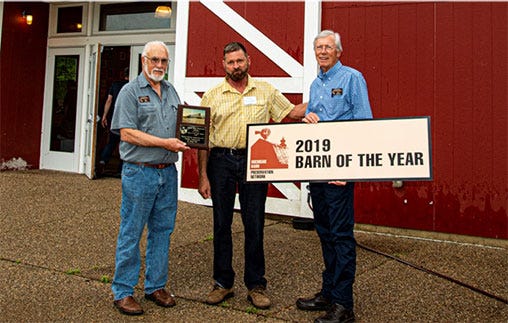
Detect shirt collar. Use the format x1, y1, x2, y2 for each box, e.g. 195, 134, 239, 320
318, 60, 343, 80
221, 74, 256, 94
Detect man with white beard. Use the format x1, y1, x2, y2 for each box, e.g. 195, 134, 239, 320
110, 40, 190, 315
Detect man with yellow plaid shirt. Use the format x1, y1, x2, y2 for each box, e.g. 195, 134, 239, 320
198, 42, 306, 309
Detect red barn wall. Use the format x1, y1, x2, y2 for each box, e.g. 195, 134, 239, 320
0, 2, 49, 168
322, 2, 507, 238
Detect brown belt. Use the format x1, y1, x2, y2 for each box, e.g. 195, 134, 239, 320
129, 162, 173, 169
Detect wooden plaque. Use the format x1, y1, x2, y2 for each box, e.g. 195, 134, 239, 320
176, 104, 210, 149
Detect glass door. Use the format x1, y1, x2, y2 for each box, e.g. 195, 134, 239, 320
40, 47, 85, 172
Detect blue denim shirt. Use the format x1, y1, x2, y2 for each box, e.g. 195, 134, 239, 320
111, 73, 180, 164
307, 61, 373, 121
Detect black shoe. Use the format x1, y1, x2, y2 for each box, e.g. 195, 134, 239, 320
296, 292, 331, 311
314, 303, 354, 323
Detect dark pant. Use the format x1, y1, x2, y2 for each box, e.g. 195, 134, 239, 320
100, 131, 121, 166
207, 149, 268, 290
309, 182, 356, 309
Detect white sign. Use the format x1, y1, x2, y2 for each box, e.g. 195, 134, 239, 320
246, 117, 432, 182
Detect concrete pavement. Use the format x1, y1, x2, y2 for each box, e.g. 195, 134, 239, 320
0, 170, 506, 322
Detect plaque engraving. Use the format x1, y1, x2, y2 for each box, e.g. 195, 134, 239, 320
176, 104, 210, 149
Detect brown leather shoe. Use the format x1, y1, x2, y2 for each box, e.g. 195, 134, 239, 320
206, 284, 234, 305
145, 289, 176, 307
247, 286, 271, 309
113, 296, 143, 315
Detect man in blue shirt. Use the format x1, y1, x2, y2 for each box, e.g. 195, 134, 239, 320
296, 30, 373, 323
110, 41, 190, 315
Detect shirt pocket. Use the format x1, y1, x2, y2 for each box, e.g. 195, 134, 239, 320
138, 104, 158, 131
329, 94, 350, 113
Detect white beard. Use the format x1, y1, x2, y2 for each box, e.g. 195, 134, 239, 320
144, 64, 165, 82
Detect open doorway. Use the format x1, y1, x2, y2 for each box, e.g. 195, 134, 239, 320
95, 46, 130, 178
92, 43, 175, 178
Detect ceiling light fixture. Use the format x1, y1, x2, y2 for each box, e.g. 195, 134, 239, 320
154, 6, 171, 18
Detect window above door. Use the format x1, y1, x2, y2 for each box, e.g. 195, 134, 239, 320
98, 2, 174, 32
49, 3, 88, 37
49, 2, 176, 38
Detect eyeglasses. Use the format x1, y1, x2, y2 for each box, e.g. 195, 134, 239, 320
314, 45, 336, 52
144, 56, 170, 65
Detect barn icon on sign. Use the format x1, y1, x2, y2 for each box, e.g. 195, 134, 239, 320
250, 128, 289, 169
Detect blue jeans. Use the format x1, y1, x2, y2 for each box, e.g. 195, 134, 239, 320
309, 182, 356, 309
112, 162, 178, 300
208, 150, 268, 290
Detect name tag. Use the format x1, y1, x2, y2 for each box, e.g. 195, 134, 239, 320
243, 96, 257, 106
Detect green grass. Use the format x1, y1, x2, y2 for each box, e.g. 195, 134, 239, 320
201, 233, 214, 242
100, 275, 111, 283
245, 306, 258, 314
65, 268, 81, 275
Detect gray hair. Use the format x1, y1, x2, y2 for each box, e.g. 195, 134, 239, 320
314, 30, 343, 52
142, 40, 169, 57
223, 42, 248, 59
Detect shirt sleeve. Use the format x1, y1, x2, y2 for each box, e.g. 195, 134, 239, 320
270, 88, 294, 123
351, 73, 373, 120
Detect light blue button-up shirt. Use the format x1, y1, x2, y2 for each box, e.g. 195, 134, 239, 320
307, 61, 373, 121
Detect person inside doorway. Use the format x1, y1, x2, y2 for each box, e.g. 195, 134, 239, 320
97, 67, 129, 177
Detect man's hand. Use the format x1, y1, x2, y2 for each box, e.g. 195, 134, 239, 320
162, 138, 191, 153
120, 129, 191, 152
328, 181, 347, 186
197, 149, 210, 199
303, 112, 320, 124
198, 176, 211, 199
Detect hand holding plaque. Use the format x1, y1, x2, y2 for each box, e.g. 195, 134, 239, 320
176, 104, 210, 149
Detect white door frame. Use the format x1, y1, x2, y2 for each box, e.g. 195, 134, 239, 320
82, 43, 101, 178
43, 1, 177, 175
40, 47, 86, 173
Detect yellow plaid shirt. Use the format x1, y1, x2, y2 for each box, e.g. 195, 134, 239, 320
201, 75, 294, 149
